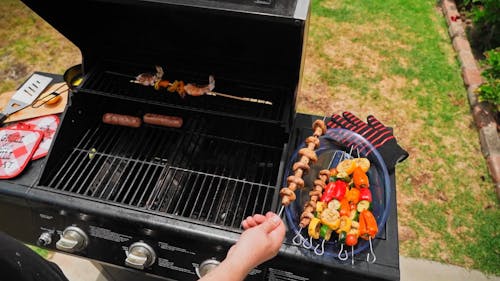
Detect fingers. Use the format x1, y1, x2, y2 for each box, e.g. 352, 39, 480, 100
241, 214, 267, 230
265, 211, 276, 219
241, 217, 254, 230
259, 213, 282, 234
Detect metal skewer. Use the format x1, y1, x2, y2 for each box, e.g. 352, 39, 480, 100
314, 239, 326, 256
277, 205, 284, 217
351, 246, 355, 265
292, 227, 305, 246
206, 91, 272, 105
303, 237, 313, 249
107, 70, 273, 105
338, 243, 349, 261
366, 237, 377, 263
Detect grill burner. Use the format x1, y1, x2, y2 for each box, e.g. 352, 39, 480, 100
40, 115, 281, 230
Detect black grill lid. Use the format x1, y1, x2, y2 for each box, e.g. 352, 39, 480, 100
20, 0, 310, 89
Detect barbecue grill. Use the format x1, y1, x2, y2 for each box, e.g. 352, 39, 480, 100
0, 0, 400, 280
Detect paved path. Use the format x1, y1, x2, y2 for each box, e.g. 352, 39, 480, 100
400, 256, 500, 281
50, 252, 500, 281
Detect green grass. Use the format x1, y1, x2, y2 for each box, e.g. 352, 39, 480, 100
0, 0, 81, 93
26, 244, 52, 259
300, 0, 500, 275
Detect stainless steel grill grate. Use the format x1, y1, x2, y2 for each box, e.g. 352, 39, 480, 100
40, 115, 282, 230
80, 65, 286, 121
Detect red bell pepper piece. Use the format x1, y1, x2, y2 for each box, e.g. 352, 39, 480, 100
333, 180, 347, 200
359, 188, 372, 202
321, 180, 347, 203
320, 182, 336, 202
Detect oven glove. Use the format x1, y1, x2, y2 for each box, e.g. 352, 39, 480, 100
0, 129, 43, 179
6, 115, 60, 160
326, 111, 409, 172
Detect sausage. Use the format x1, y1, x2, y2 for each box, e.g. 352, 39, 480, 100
102, 113, 142, 128
143, 113, 183, 128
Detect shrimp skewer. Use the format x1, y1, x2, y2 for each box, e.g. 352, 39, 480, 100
128, 66, 273, 105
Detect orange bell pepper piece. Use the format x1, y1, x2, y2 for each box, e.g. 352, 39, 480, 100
353, 166, 369, 188
345, 187, 360, 205
339, 198, 350, 217
359, 210, 378, 240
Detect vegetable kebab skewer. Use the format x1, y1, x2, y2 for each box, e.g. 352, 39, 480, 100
300, 155, 379, 263
278, 119, 327, 217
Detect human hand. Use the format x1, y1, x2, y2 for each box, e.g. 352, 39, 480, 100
228, 212, 285, 271
198, 212, 285, 281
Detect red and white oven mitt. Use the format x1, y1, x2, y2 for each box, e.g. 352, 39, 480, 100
0, 129, 43, 179
6, 115, 60, 160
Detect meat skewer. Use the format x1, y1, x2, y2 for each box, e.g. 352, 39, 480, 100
300, 169, 330, 228
278, 119, 327, 218
130, 65, 164, 86
298, 153, 338, 252
127, 66, 273, 105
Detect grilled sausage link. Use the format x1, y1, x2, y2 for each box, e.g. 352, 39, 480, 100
102, 113, 142, 128
143, 113, 183, 128
299, 170, 330, 228
280, 120, 326, 208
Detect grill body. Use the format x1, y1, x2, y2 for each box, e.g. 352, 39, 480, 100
0, 0, 400, 280
0, 113, 400, 280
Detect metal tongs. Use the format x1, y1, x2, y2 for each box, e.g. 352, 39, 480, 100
0, 74, 53, 124
31, 83, 68, 108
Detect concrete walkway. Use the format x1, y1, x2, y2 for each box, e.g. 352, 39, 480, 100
399, 256, 500, 281
50, 252, 500, 281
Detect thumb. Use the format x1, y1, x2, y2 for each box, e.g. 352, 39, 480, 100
259, 214, 282, 233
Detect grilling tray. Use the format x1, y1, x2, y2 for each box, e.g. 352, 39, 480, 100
0, 0, 400, 280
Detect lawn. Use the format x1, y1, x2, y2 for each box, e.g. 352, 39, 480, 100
1, 0, 499, 276
300, 0, 499, 275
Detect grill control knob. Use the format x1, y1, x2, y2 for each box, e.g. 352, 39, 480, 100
196, 259, 221, 278
37, 232, 52, 246
56, 226, 89, 253
125, 242, 156, 270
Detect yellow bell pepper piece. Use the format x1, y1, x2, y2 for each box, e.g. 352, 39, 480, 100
316, 202, 327, 213
336, 216, 352, 234
308, 217, 321, 239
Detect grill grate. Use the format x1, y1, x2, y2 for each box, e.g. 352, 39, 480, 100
40, 116, 281, 230
81, 65, 285, 122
